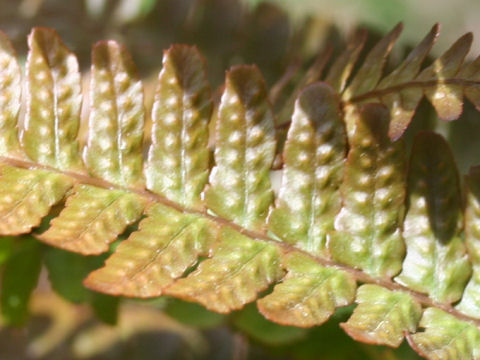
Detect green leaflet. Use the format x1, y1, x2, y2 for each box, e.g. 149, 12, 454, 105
166, 227, 283, 313
341, 284, 422, 348
456, 167, 480, 317
0, 31, 21, 156
257, 251, 355, 328
269, 82, 346, 256
1, 237, 43, 326
85, 204, 216, 297
204, 65, 276, 231
145, 45, 212, 209
0, 165, 73, 235
343, 23, 402, 100
23, 28, 83, 171
329, 104, 406, 278
408, 308, 480, 360
84, 40, 145, 187
395, 132, 471, 304
39, 184, 146, 255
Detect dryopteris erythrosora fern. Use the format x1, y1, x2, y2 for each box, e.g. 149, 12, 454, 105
1, 24, 480, 359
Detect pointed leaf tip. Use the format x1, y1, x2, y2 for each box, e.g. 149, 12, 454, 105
325, 29, 367, 93
344, 23, 403, 99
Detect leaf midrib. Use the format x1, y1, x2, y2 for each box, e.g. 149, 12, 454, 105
276, 78, 480, 131
345, 78, 478, 106
2, 154, 478, 327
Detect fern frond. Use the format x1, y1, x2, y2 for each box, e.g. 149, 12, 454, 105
2, 25, 480, 359
277, 23, 480, 142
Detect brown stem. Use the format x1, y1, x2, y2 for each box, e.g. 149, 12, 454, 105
1, 155, 478, 327
275, 78, 480, 131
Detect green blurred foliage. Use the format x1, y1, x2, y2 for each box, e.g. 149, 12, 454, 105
1, 237, 43, 326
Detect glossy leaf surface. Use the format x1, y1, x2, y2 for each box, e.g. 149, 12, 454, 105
257, 251, 355, 327
408, 308, 480, 360
84, 40, 145, 187
145, 45, 212, 209
39, 184, 146, 254
329, 104, 406, 278
269, 83, 345, 256
0, 24, 480, 360
341, 284, 422, 347
0, 165, 73, 235
23, 28, 83, 171
395, 132, 471, 304
166, 228, 283, 313
205, 65, 276, 231
85, 204, 216, 297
